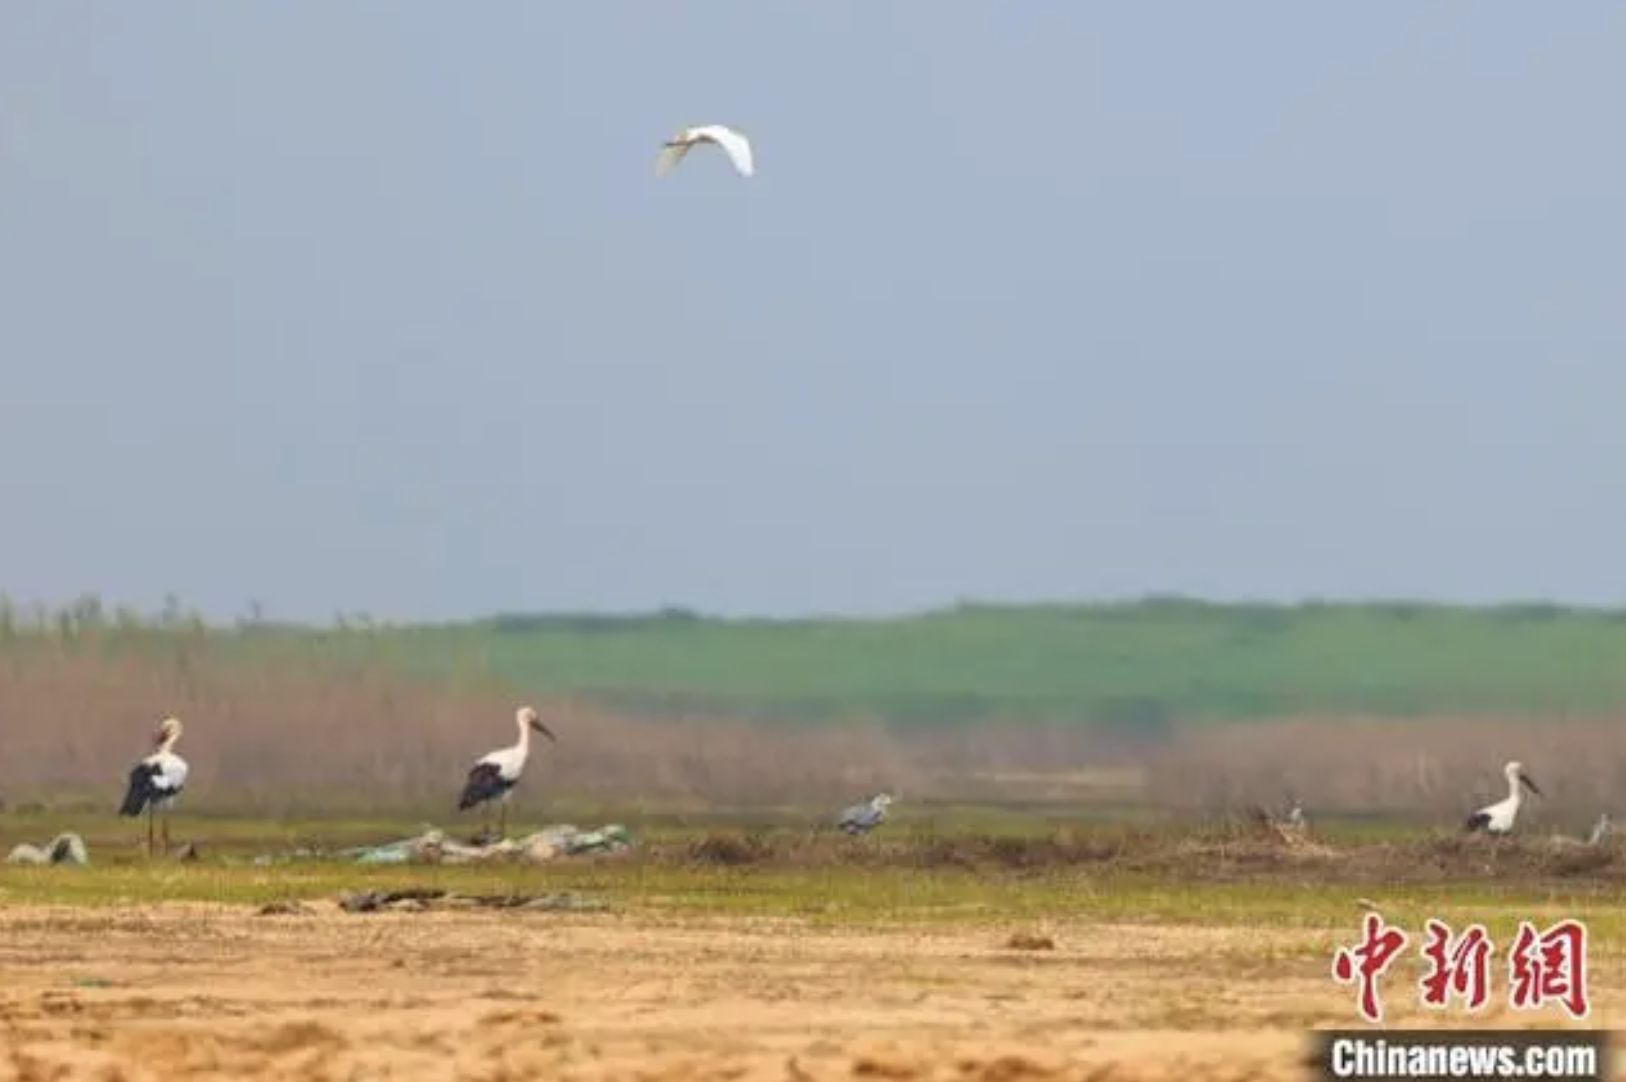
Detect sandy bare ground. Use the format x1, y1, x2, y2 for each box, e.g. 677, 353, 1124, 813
0, 905, 1618, 1082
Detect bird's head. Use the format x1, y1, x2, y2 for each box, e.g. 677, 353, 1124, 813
517, 705, 557, 743
872, 793, 895, 809
1506, 760, 1542, 796
154, 716, 182, 746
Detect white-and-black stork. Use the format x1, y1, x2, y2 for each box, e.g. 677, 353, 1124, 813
1463, 760, 1542, 835
456, 705, 556, 839
118, 715, 189, 856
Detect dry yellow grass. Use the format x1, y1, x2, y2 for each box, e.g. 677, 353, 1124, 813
2, 903, 1617, 1081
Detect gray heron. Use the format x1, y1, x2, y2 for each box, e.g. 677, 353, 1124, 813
1587, 812, 1612, 846
837, 793, 895, 836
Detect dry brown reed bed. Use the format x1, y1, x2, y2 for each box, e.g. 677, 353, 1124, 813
2, 639, 1624, 828
1142, 715, 1626, 823
0, 640, 919, 809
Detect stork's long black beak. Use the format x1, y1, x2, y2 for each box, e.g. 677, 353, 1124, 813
1521, 773, 1543, 797
531, 718, 557, 743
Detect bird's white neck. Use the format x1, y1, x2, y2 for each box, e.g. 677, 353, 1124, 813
512, 718, 533, 759
157, 733, 180, 756
1505, 772, 1522, 806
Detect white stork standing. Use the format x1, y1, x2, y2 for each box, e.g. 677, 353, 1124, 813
456, 705, 556, 839
655, 124, 754, 178
1463, 760, 1543, 835
118, 716, 189, 856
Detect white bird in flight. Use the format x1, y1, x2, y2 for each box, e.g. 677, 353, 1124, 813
656, 124, 754, 178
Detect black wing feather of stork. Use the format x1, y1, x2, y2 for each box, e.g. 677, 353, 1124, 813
119, 762, 164, 817
457, 762, 511, 810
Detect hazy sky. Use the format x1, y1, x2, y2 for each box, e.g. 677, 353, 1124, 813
1, 4, 1622, 621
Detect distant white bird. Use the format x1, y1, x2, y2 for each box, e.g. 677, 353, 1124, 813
457, 705, 556, 839
837, 793, 894, 836
1463, 760, 1542, 835
1587, 812, 1612, 847
656, 124, 754, 178
1285, 797, 1306, 830
118, 716, 189, 856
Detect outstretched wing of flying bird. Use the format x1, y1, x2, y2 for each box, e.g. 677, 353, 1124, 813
655, 142, 692, 177
656, 125, 753, 178
693, 125, 753, 177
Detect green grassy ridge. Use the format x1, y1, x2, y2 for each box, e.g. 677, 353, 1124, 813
3, 815, 1622, 939
9, 597, 1626, 725
236, 598, 1626, 724
7, 863, 1619, 940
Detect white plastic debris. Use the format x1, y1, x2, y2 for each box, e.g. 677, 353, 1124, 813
346, 824, 632, 866
5, 832, 89, 866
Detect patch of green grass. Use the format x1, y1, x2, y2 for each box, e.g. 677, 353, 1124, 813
4, 861, 1622, 950
17, 597, 1626, 726
391, 599, 1626, 723
0, 806, 1429, 870
4, 817, 1622, 949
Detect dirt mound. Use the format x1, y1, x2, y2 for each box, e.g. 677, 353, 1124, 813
1343, 835, 1622, 881
685, 831, 781, 865
659, 824, 1622, 886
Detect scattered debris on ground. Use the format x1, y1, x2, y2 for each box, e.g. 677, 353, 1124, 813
336, 889, 608, 914
338, 888, 446, 913
251, 847, 325, 866
5, 832, 89, 866
341, 824, 632, 866
443, 893, 610, 912
1002, 932, 1056, 951
257, 901, 316, 917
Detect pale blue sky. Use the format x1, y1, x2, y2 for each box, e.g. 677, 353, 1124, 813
1, 4, 1622, 621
